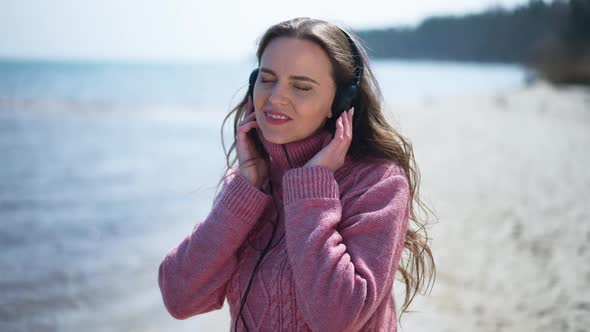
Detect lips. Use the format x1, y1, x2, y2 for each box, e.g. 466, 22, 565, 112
263, 110, 292, 120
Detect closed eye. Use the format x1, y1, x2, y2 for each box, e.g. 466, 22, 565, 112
260, 79, 312, 91
294, 85, 312, 91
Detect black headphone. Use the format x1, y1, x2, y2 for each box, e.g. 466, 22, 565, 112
235, 27, 363, 332
247, 27, 363, 124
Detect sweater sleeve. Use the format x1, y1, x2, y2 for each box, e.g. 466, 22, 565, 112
282, 164, 410, 332
158, 168, 273, 320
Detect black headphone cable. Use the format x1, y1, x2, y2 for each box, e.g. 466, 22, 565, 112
234, 145, 292, 332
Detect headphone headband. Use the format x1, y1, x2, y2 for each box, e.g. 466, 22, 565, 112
337, 27, 363, 87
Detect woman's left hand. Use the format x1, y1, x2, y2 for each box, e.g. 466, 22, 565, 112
305, 107, 354, 171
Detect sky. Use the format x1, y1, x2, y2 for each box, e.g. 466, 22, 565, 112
0, 0, 531, 63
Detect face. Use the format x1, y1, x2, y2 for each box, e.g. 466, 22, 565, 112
253, 37, 336, 144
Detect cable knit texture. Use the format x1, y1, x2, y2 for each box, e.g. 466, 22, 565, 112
158, 126, 411, 331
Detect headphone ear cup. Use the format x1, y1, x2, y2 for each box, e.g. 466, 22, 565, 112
331, 83, 358, 119
331, 86, 344, 119
248, 68, 259, 98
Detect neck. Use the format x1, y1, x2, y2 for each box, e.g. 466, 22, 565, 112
255, 127, 332, 172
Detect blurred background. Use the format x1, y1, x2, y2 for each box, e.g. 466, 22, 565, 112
1, 0, 588, 331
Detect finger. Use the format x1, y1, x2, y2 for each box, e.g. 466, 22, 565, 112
238, 118, 258, 132
347, 108, 352, 137
335, 116, 344, 144
348, 107, 354, 137
326, 116, 343, 151
325, 115, 350, 159
237, 120, 258, 137
340, 112, 349, 146
340, 112, 351, 154
342, 110, 350, 140
336, 110, 352, 155
239, 111, 257, 124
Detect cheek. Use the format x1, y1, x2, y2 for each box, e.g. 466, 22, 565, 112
301, 92, 333, 117
298, 102, 331, 123
252, 89, 265, 111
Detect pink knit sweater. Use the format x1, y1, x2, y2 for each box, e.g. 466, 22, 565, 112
158, 126, 411, 331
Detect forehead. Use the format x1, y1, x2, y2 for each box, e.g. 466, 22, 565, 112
260, 37, 333, 79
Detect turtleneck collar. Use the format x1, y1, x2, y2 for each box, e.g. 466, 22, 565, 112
255, 126, 333, 172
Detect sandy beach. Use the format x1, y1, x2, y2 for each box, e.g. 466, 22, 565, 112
389, 81, 590, 331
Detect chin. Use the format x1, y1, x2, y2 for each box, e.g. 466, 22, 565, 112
260, 125, 313, 144
263, 131, 292, 144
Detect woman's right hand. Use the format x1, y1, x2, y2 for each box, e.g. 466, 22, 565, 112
237, 96, 269, 189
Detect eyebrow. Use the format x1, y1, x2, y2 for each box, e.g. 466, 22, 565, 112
259, 67, 320, 85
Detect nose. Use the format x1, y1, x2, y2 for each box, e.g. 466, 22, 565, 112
267, 84, 289, 106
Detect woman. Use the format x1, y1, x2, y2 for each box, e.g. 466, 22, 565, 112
158, 17, 436, 331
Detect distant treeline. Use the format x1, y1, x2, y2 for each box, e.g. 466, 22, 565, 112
356, 0, 590, 84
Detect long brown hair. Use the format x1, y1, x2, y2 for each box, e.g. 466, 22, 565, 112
217, 17, 436, 321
